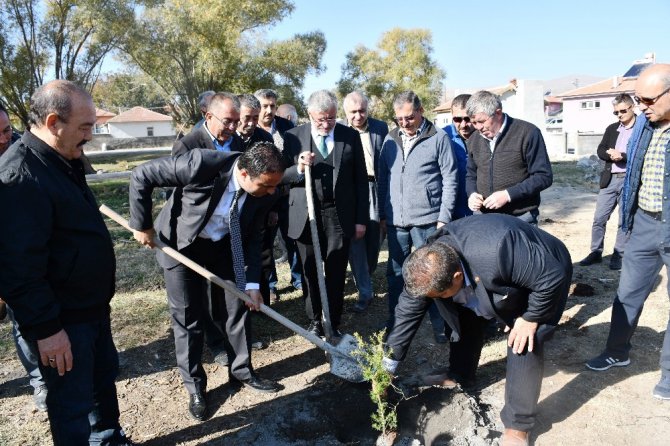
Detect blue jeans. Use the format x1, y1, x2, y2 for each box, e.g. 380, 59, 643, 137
7, 305, 44, 390
605, 210, 670, 376
386, 224, 444, 332
39, 316, 126, 446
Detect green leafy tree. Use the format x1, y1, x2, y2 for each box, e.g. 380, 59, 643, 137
120, 0, 325, 126
92, 71, 167, 113
0, 0, 136, 127
337, 28, 446, 122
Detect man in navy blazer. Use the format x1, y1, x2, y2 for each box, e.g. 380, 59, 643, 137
129, 143, 285, 421
384, 214, 572, 446
282, 90, 368, 337
342, 91, 389, 312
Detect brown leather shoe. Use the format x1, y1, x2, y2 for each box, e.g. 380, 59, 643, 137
501, 429, 529, 446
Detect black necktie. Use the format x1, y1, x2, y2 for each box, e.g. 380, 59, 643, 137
229, 188, 246, 291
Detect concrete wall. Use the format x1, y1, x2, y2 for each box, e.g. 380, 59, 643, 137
108, 121, 175, 139
87, 134, 177, 151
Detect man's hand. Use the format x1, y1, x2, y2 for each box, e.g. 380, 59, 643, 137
505, 317, 539, 354
37, 329, 73, 376
606, 148, 623, 162
482, 190, 510, 210
354, 224, 366, 240
134, 228, 156, 248
468, 193, 484, 211
245, 289, 263, 311
297, 151, 315, 174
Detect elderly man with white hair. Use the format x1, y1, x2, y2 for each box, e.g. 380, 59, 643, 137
282, 90, 369, 337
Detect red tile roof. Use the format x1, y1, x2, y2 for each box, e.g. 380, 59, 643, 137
107, 106, 172, 123
96, 108, 116, 118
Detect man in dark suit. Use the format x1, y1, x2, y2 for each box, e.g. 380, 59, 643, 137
171, 92, 244, 367
282, 89, 368, 337
342, 91, 389, 312
384, 214, 572, 446
255, 88, 302, 295
128, 143, 285, 421
172, 92, 244, 156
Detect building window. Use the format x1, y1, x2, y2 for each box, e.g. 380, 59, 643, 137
147, 127, 154, 137
580, 100, 601, 110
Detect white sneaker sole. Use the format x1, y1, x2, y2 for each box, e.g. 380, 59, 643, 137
585, 358, 630, 371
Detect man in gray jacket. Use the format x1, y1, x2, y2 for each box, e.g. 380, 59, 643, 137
377, 90, 458, 336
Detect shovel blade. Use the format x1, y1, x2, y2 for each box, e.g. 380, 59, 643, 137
328, 334, 366, 383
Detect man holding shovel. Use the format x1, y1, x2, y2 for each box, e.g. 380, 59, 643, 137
282, 90, 369, 338
128, 142, 285, 421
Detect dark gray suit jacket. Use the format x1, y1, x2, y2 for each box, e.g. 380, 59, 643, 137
367, 117, 389, 176
128, 149, 277, 280
282, 122, 369, 239
386, 214, 572, 361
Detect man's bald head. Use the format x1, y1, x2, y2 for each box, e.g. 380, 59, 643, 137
635, 63, 670, 125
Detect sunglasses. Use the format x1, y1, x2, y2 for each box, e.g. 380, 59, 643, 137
634, 87, 670, 106
452, 117, 471, 123
613, 107, 632, 116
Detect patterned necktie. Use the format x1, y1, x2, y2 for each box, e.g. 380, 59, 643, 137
272, 131, 284, 152
318, 135, 328, 158
229, 188, 246, 291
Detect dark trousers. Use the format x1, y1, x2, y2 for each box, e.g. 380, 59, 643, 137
164, 237, 253, 395
501, 273, 570, 431
39, 316, 125, 446
448, 306, 491, 383
296, 207, 350, 329
270, 196, 303, 289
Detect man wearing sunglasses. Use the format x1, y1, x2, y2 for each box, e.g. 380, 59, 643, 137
586, 64, 670, 402
579, 94, 636, 270
443, 94, 475, 219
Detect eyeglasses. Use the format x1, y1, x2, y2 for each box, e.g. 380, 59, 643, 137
452, 116, 471, 123
312, 117, 337, 125
613, 106, 632, 116
210, 114, 239, 129
395, 113, 417, 124
634, 87, 670, 106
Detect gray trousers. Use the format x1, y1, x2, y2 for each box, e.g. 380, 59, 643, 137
605, 210, 670, 376
348, 181, 382, 302
590, 174, 628, 253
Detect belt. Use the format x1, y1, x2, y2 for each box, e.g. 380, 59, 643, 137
611, 172, 626, 178
367, 175, 376, 182
640, 208, 663, 221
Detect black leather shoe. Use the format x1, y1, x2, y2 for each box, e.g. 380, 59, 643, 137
232, 374, 282, 393
609, 250, 623, 270
188, 392, 207, 421
579, 251, 602, 266
307, 320, 324, 337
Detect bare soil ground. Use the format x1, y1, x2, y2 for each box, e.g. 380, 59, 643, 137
1, 180, 670, 445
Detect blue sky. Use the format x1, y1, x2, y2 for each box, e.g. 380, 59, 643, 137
266, 0, 669, 95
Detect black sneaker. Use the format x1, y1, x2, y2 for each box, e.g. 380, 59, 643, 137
579, 251, 602, 266
609, 251, 623, 270
586, 352, 630, 371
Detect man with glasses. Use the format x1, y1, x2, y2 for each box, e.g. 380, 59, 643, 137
443, 94, 475, 219
586, 64, 670, 402
282, 90, 368, 337
173, 92, 243, 156
579, 94, 636, 270
465, 90, 552, 225
377, 90, 458, 339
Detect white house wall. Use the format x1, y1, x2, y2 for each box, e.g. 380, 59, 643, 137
108, 121, 175, 139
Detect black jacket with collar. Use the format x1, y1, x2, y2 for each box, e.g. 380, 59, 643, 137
385, 214, 572, 361
0, 132, 116, 341
597, 121, 630, 188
